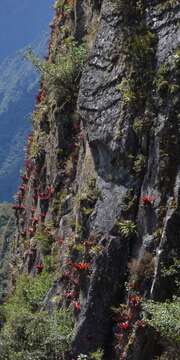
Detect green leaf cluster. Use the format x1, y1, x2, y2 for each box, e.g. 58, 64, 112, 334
0, 309, 73, 360
26, 37, 86, 103
143, 298, 180, 343
116, 220, 137, 239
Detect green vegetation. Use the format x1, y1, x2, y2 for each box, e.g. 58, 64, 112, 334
161, 258, 180, 279
116, 220, 137, 238
54, 0, 64, 10
3, 273, 53, 315
117, 29, 157, 108
35, 230, 54, 255
26, 37, 86, 105
143, 298, 180, 343
90, 349, 104, 360
129, 31, 156, 63
0, 309, 73, 360
155, 64, 169, 96
0, 271, 74, 359
155, 50, 180, 101
77, 350, 104, 360
54, 0, 72, 13
133, 154, 145, 175
155, 0, 179, 14
117, 78, 136, 103
0, 203, 16, 302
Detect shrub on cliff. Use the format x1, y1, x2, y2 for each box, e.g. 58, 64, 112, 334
0, 309, 73, 360
3, 272, 53, 316
143, 298, 180, 343
0, 272, 73, 360
26, 37, 86, 103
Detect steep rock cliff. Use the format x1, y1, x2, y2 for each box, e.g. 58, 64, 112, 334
5, 1, 180, 359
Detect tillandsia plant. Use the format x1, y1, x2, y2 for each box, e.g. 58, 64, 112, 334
116, 220, 137, 239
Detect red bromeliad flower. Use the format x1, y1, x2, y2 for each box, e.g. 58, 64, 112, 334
73, 301, 81, 312
73, 262, 90, 271
36, 263, 44, 274
118, 321, 130, 330
141, 195, 156, 206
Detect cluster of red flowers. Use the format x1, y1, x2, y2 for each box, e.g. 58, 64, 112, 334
118, 321, 129, 330
36, 89, 46, 104
73, 262, 90, 271
35, 263, 44, 274
114, 291, 146, 358
141, 195, 156, 206
72, 301, 81, 312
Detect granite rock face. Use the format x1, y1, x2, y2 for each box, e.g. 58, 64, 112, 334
11, 1, 180, 359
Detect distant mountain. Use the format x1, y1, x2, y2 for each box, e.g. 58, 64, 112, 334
0, 33, 48, 202
0, 0, 53, 201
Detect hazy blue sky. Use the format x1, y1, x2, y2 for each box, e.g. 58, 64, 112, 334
0, 0, 53, 61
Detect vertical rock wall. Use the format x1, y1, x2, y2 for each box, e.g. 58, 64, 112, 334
11, 1, 180, 359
